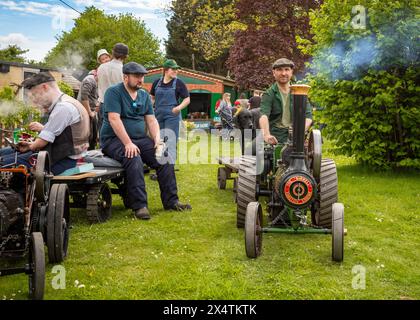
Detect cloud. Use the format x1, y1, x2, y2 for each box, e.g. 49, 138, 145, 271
23, 40, 56, 62
134, 12, 161, 20
0, 33, 30, 47
74, 0, 170, 11
0, 1, 172, 61
0, 0, 79, 19
0, 32, 55, 62
0, 0, 170, 24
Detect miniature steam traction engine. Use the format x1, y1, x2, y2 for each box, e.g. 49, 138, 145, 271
0, 139, 70, 299
235, 84, 345, 261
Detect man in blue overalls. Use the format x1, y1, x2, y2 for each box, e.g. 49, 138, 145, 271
150, 59, 190, 164
100, 62, 192, 220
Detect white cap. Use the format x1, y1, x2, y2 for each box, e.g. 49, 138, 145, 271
97, 49, 110, 62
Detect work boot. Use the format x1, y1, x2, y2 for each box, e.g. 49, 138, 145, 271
134, 207, 151, 220
165, 202, 192, 211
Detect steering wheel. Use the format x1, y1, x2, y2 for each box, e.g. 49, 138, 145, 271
4, 137, 19, 151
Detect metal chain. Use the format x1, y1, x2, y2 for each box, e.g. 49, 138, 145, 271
269, 207, 288, 226
23, 233, 30, 256
0, 234, 18, 254
0, 236, 10, 253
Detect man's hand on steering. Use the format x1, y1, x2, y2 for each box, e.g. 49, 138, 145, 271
124, 142, 140, 159
17, 140, 31, 153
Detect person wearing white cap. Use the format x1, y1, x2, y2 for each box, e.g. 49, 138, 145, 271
97, 49, 111, 65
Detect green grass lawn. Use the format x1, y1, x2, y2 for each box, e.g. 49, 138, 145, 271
1, 135, 419, 300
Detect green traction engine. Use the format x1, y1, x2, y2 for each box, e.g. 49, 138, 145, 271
235, 84, 345, 261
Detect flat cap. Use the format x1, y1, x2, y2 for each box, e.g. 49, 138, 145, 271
21, 72, 55, 89
112, 43, 129, 56
272, 58, 295, 69
123, 62, 148, 75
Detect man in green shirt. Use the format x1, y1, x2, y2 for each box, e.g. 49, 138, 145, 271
259, 58, 313, 146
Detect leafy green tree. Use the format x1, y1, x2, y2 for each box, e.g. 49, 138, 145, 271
166, 0, 200, 70
45, 7, 163, 71
187, 0, 244, 73
227, 0, 320, 89
301, 0, 420, 168
166, 0, 234, 74
0, 45, 28, 63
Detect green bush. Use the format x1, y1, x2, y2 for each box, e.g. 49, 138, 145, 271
0, 86, 15, 100
58, 81, 75, 98
184, 120, 196, 132
301, 0, 420, 169
0, 86, 41, 133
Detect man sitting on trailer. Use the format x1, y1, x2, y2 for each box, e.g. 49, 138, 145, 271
0, 72, 90, 175
100, 62, 191, 220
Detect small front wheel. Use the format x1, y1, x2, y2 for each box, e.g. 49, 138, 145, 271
47, 184, 70, 263
245, 202, 263, 258
217, 167, 227, 189
28, 232, 45, 300
87, 183, 112, 223
332, 203, 344, 262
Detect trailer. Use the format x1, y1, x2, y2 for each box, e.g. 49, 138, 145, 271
216, 156, 243, 202
51, 166, 127, 224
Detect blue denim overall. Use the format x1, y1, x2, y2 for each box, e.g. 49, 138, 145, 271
154, 78, 180, 163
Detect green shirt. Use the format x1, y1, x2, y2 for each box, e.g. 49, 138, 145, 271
260, 82, 313, 145
278, 90, 292, 129
100, 83, 154, 145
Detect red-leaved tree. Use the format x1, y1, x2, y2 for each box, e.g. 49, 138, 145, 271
227, 0, 321, 89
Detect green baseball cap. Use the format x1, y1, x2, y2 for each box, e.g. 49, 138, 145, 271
163, 59, 180, 69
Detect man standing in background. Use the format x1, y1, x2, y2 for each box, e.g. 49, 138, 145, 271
97, 43, 129, 133
77, 69, 99, 150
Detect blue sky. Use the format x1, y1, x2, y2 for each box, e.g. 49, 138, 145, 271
0, 0, 171, 62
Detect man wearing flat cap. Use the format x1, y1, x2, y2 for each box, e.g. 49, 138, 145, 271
97, 43, 129, 132
259, 58, 312, 146
0, 72, 90, 175
100, 62, 192, 220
